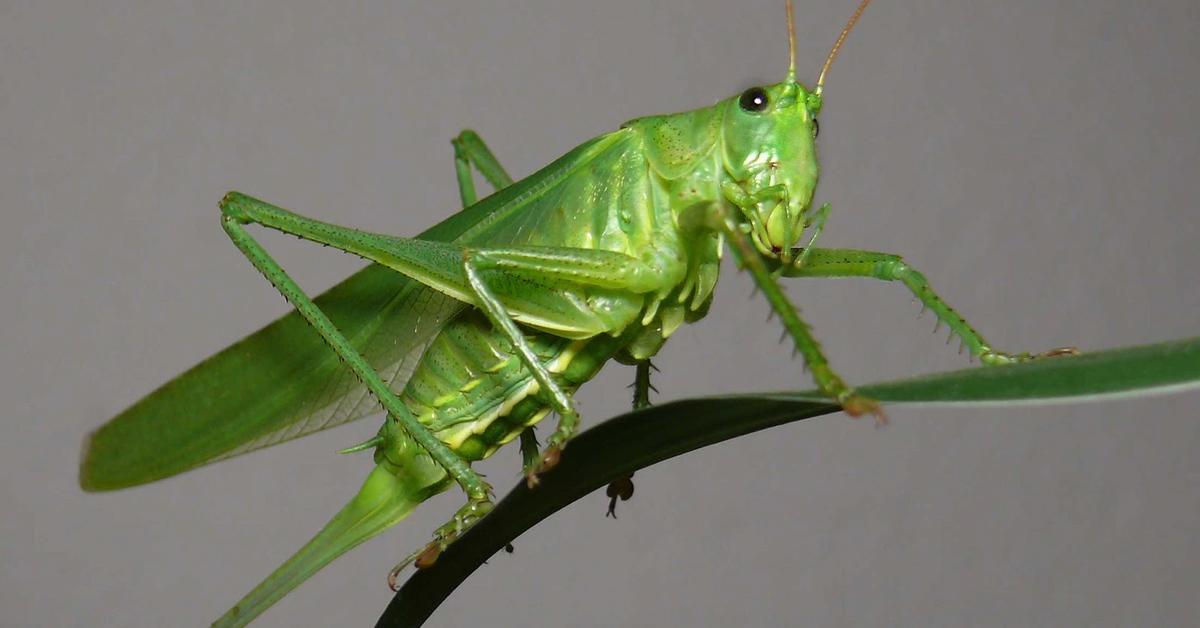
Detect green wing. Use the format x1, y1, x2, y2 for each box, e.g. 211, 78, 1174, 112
80, 132, 630, 491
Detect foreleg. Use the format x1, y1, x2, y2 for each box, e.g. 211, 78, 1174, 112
682, 202, 883, 420
781, 248, 1078, 364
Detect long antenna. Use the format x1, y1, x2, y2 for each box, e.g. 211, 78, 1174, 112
786, 0, 797, 83
815, 0, 872, 95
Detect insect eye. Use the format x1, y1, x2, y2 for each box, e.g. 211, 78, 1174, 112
812, 117, 820, 138
738, 87, 769, 113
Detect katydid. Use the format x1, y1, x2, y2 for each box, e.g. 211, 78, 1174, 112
80, 1, 1076, 625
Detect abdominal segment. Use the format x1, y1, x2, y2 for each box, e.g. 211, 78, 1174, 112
399, 309, 618, 461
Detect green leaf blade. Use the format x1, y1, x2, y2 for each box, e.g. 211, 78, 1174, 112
379, 336, 1200, 627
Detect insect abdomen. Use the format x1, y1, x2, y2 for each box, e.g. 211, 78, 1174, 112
400, 309, 623, 461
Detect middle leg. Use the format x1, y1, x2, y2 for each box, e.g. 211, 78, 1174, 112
450, 130, 544, 465
605, 360, 654, 518
457, 245, 668, 483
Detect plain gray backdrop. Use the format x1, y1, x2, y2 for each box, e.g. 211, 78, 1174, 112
3, 1, 1198, 626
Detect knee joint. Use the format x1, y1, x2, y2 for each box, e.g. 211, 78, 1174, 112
218, 191, 251, 223
452, 130, 480, 157
875, 256, 911, 281
462, 247, 490, 269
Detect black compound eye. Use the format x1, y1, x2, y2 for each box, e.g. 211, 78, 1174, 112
812, 117, 820, 138
738, 87, 769, 113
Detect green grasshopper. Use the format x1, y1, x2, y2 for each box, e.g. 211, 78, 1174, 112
81, 1, 1075, 625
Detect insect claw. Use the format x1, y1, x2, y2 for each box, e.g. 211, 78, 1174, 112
840, 394, 887, 425
387, 567, 404, 592
605, 475, 635, 518
388, 545, 429, 591
525, 445, 563, 488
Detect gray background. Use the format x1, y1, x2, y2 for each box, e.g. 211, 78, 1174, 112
3, 1, 1198, 626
